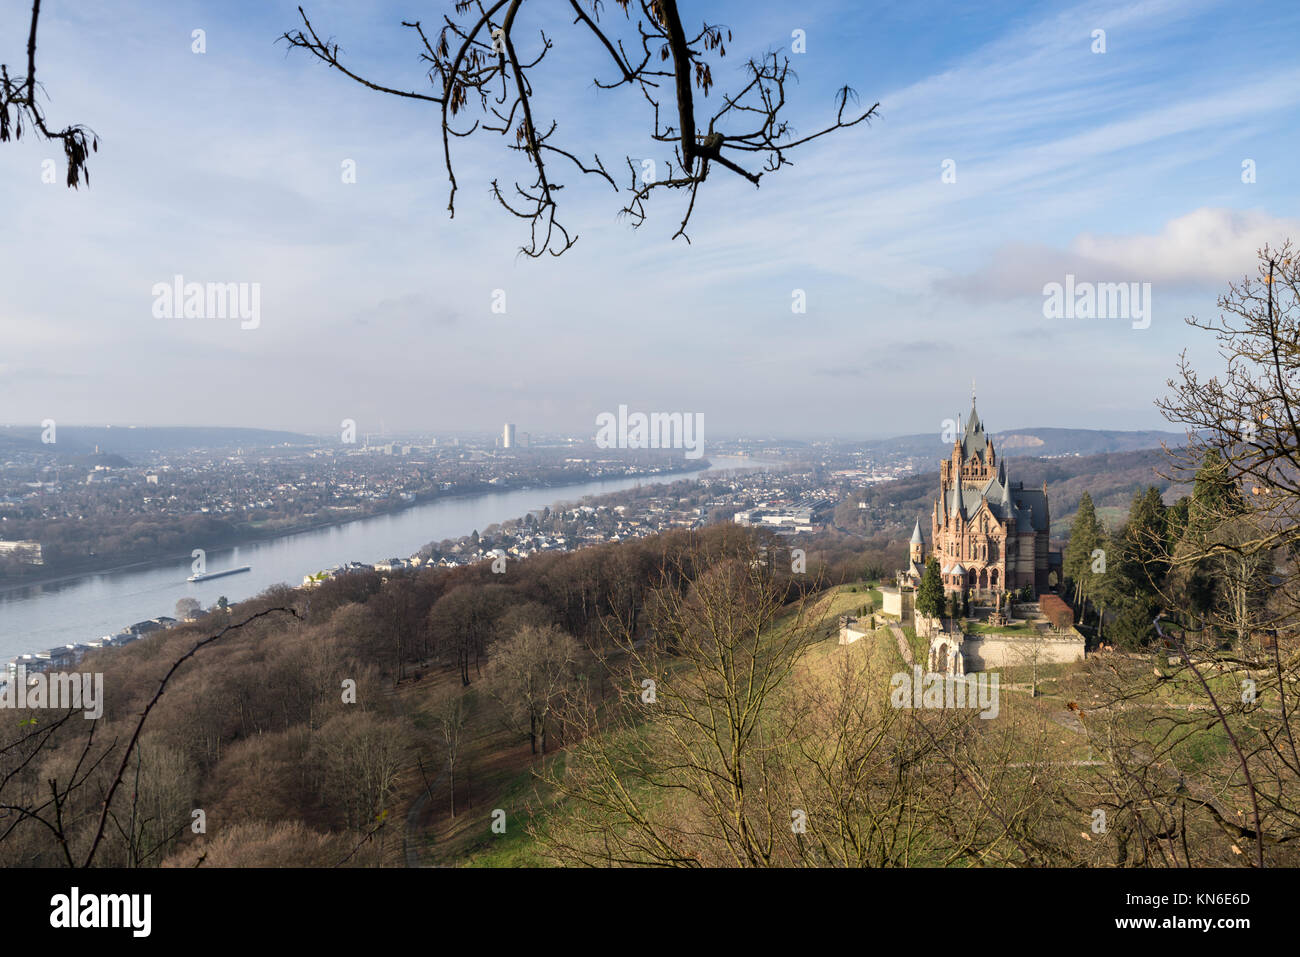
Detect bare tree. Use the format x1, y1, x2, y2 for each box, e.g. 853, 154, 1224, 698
539, 547, 822, 865
174, 597, 202, 621
1115, 240, 1300, 867
432, 688, 471, 816
1156, 241, 1300, 615
484, 623, 580, 754
0, 605, 301, 867
281, 1, 877, 256
317, 711, 407, 840
0, 0, 96, 187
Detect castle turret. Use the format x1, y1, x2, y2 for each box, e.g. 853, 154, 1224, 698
910, 517, 925, 565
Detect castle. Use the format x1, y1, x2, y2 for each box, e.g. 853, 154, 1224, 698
904, 395, 1059, 598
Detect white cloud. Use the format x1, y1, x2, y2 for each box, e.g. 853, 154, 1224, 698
939, 207, 1300, 301
1072, 207, 1297, 282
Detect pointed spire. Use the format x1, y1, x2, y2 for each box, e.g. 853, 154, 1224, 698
911, 517, 924, 545
951, 468, 963, 520
999, 463, 1014, 522
967, 393, 981, 436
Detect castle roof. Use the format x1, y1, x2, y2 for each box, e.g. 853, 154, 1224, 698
910, 517, 925, 545
934, 399, 1050, 534
941, 467, 1049, 533
984, 473, 1048, 531
959, 398, 990, 460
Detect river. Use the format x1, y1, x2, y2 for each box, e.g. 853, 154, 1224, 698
0, 457, 772, 659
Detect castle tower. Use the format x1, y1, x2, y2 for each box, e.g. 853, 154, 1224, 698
926, 392, 1058, 601
910, 517, 925, 565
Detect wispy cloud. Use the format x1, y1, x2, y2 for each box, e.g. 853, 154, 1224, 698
0, 0, 1296, 435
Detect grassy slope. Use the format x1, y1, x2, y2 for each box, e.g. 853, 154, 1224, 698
397, 582, 1250, 866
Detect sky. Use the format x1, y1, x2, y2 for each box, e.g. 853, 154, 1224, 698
0, 0, 1297, 439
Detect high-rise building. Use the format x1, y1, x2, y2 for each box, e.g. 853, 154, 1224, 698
503, 423, 516, 449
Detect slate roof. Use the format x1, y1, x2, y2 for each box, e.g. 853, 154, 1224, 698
939, 400, 1049, 534
958, 400, 990, 461
942, 473, 1048, 532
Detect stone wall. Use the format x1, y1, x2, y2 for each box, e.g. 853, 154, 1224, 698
962, 632, 1085, 671
879, 586, 913, 621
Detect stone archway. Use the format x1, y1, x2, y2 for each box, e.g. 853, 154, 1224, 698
928, 634, 965, 676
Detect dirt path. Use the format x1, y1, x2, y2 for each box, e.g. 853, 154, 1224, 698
404, 768, 443, 867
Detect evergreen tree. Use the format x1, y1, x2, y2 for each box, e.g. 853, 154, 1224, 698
1064, 491, 1102, 617
1166, 496, 1190, 542
1188, 449, 1246, 538
1179, 453, 1253, 631
1093, 487, 1169, 649
1128, 486, 1171, 583
915, 557, 945, 620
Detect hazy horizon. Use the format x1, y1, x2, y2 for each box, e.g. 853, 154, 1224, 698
0, 419, 1191, 446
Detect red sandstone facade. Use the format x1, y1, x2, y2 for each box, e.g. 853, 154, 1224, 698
912, 399, 1057, 598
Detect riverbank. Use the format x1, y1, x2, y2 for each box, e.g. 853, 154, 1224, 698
0, 455, 785, 659
0, 461, 711, 596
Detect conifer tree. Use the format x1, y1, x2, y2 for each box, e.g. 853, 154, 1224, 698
916, 557, 945, 620
1064, 492, 1102, 618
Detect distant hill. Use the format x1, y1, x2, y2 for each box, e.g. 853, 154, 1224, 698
857, 446, 1181, 539
0, 426, 313, 457
865, 427, 1186, 461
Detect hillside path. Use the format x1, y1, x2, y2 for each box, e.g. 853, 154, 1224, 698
890, 624, 915, 667
404, 766, 444, 868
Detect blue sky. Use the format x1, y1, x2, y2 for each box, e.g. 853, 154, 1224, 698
0, 0, 1297, 438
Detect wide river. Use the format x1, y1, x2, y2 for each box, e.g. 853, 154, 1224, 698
0, 457, 770, 660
